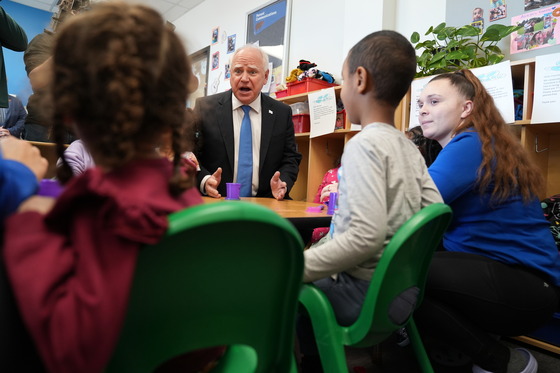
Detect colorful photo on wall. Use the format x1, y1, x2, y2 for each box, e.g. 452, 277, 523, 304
224, 64, 231, 80
490, 5, 507, 21
211, 27, 219, 45
525, 0, 560, 11
511, 5, 559, 54
472, 20, 484, 33
227, 34, 236, 54
211, 51, 220, 70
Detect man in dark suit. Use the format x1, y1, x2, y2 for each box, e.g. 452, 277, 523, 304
0, 94, 27, 138
194, 44, 301, 200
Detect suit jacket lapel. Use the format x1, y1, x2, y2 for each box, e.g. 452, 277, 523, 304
217, 91, 235, 172
260, 95, 274, 171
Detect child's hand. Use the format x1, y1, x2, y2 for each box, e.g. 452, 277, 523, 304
17, 196, 56, 214
1, 136, 48, 180
320, 182, 338, 203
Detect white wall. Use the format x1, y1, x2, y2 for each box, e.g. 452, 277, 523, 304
173, 0, 446, 94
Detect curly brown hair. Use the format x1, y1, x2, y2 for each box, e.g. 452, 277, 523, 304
430, 69, 543, 203
52, 1, 194, 195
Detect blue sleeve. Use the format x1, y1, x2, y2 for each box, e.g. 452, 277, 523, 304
428, 132, 483, 204
0, 158, 38, 219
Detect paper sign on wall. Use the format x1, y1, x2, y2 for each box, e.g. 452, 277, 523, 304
532, 52, 560, 124
309, 87, 337, 138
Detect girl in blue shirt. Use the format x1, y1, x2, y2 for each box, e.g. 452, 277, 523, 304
416, 69, 560, 373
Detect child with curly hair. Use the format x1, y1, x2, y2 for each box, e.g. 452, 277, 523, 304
3, 3, 222, 372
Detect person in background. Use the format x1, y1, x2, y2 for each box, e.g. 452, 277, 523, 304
3, 3, 223, 372
0, 5, 27, 108
0, 94, 27, 138
194, 43, 301, 200
22, 0, 89, 142
298, 30, 442, 372
416, 69, 560, 373
310, 159, 340, 244
405, 125, 442, 167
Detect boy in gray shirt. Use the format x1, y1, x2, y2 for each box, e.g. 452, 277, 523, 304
299, 30, 442, 372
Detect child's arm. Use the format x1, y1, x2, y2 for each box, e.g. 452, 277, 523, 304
304, 140, 388, 282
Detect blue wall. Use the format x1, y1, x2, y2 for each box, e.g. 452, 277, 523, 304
2, 0, 52, 106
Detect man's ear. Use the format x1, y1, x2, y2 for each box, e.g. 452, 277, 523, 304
355, 66, 368, 94
461, 100, 474, 119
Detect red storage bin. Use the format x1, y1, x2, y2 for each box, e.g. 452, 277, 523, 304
336, 110, 346, 130
275, 89, 288, 98
287, 78, 338, 96
292, 114, 310, 133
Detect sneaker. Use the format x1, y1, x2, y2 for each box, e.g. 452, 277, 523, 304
395, 327, 410, 347
472, 348, 538, 373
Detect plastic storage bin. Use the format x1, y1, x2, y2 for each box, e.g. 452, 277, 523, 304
290, 102, 309, 115
275, 89, 288, 98
287, 78, 338, 95
293, 114, 310, 133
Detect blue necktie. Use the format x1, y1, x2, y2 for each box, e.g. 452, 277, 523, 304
237, 105, 253, 197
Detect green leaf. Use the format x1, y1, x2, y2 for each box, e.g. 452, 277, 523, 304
431, 50, 447, 63
425, 26, 434, 35
446, 50, 469, 60
485, 45, 502, 54
411, 32, 420, 44
488, 54, 504, 65
481, 27, 502, 42
457, 25, 481, 37
433, 22, 446, 34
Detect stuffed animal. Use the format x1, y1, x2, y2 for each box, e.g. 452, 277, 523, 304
298, 59, 317, 71
304, 67, 335, 84
286, 68, 303, 83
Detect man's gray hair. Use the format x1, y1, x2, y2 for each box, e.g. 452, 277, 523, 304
231, 44, 269, 71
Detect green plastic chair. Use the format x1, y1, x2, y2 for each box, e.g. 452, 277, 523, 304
298, 203, 452, 373
105, 201, 304, 373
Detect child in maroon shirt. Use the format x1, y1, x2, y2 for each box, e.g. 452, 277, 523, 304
3, 3, 222, 372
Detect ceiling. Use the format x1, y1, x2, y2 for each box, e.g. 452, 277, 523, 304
9, 0, 205, 22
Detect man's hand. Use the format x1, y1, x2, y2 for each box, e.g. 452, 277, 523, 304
270, 171, 287, 201
204, 167, 222, 198
1, 136, 48, 180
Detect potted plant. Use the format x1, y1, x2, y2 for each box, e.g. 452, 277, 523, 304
410, 22, 521, 78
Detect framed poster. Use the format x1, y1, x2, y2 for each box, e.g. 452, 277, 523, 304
246, 0, 291, 94
188, 46, 210, 108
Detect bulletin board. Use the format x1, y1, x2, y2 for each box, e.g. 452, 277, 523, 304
445, 0, 560, 61
246, 0, 291, 94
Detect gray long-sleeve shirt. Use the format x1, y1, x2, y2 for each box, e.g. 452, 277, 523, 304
304, 123, 442, 282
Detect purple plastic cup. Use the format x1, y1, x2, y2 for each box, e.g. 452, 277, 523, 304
37, 179, 63, 198
226, 182, 241, 200
327, 192, 338, 215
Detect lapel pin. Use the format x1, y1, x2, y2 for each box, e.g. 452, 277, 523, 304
269, 110, 273, 114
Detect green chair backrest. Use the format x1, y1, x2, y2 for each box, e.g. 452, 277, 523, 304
347, 203, 452, 346
105, 201, 304, 373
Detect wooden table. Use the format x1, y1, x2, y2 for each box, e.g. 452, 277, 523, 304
203, 197, 332, 242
